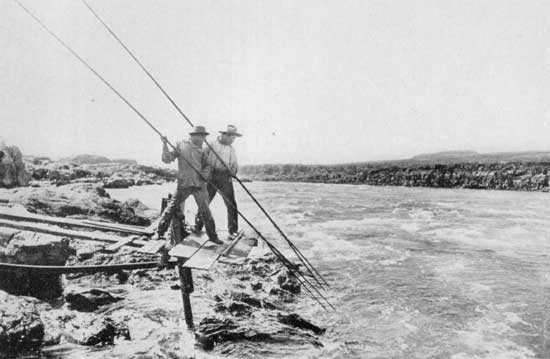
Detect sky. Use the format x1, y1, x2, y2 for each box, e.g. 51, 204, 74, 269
1, 0, 549, 166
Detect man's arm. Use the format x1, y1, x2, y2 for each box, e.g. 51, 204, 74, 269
230, 147, 238, 176
201, 147, 212, 180
161, 138, 177, 163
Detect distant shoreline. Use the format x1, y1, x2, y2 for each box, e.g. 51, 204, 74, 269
240, 161, 550, 192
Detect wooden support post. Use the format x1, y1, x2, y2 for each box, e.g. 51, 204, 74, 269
163, 193, 194, 329
177, 259, 194, 329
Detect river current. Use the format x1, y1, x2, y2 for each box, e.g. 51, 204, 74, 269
92, 182, 550, 358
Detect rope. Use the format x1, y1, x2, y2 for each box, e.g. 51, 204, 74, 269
0, 261, 165, 274
80, 0, 328, 289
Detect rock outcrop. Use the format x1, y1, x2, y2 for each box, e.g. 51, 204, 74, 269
0, 144, 31, 188
25, 156, 176, 187
0, 229, 74, 299
0, 183, 151, 226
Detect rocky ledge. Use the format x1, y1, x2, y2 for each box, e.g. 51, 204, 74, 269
0, 233, 326, 356
25, 155, 176, 188
0, 182, 150, 226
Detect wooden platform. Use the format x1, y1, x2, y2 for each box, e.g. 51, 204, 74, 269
169, 230, 257, 270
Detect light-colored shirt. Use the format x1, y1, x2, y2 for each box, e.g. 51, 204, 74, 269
205, 137, 238, 175
162, 140, 209, 187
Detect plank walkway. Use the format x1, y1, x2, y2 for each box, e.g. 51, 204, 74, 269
0, 207, 152, 236
169, 230, 256, 270
0, 218, 148, 246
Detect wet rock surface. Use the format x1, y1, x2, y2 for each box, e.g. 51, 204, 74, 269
41, 310, 130, 346
277, 313, 326, 335
0, 290, 45, 351
0, 172, 326, 356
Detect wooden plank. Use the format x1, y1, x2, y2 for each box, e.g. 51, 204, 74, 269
81, 220, 153, 235
219, 230, 245, 257
137, 240, 165, 254
168, 234, 210, 259
0, 218, 149, 246
0, 208, 151, 236
182, 241, 228, 270
218, 235, 257, 265
104, 237, 136, 253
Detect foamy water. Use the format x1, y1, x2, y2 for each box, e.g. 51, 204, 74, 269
105, 182, 550, 358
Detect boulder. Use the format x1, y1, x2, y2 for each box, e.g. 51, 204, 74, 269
276, 313, 326, 335
64, 288, 124, 312
0, 231, 74, 299
103, 177, 135, 189
277, 270, 301, 294
194, 317, 271, 350
0, 144, 30, 188
41, 310, 130, 346
194, 316, 323, 350
0, 290, 45, 351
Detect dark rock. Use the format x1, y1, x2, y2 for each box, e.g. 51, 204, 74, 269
214, 301, 254, 317
269, 287, 296, 303
277, 313, 326, 335
280, 281, 301, 294
194, 317, 272, 350
229, 292, 262, 308
0, 231, 74, 299
76, 249, 95, 261
0, 144, 30, 188
0, 291, 45, 351
277, 270, 301, 294
251, 282, 263, 291
64, 289, 124, 312
103, 177, 135, 189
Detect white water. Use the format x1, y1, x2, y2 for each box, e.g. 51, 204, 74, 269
104, 182, 550, 358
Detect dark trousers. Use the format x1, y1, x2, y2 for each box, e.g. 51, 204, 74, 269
196, 170, 238, 234
158, 185, 218, 240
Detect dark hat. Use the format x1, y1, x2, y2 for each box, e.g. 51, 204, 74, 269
189, 125, 209, 136
219, 124, 242, 137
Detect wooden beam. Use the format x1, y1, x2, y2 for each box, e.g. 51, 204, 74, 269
104, 237, 136, 252
0, 218, 148, 245
0, 208, 151, 236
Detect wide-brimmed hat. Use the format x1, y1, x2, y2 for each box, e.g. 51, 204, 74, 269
189, 125, 209, 136
219, 124, 242, 137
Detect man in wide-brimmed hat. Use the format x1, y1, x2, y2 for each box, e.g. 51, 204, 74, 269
195, 124, 242, 237
158, 125, 222, 244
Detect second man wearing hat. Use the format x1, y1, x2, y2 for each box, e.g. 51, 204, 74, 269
195, 124, 242, 237
158, 125, 222, 244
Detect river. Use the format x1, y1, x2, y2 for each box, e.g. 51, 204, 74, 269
100, 182, 550, 358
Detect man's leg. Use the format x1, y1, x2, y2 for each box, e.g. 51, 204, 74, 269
157, 186, 192, 237
192, 186, 221, 243
218, 174, 238, 234
194, 175, 219, 231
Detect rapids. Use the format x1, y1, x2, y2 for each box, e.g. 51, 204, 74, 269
43, 181, 550, 358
